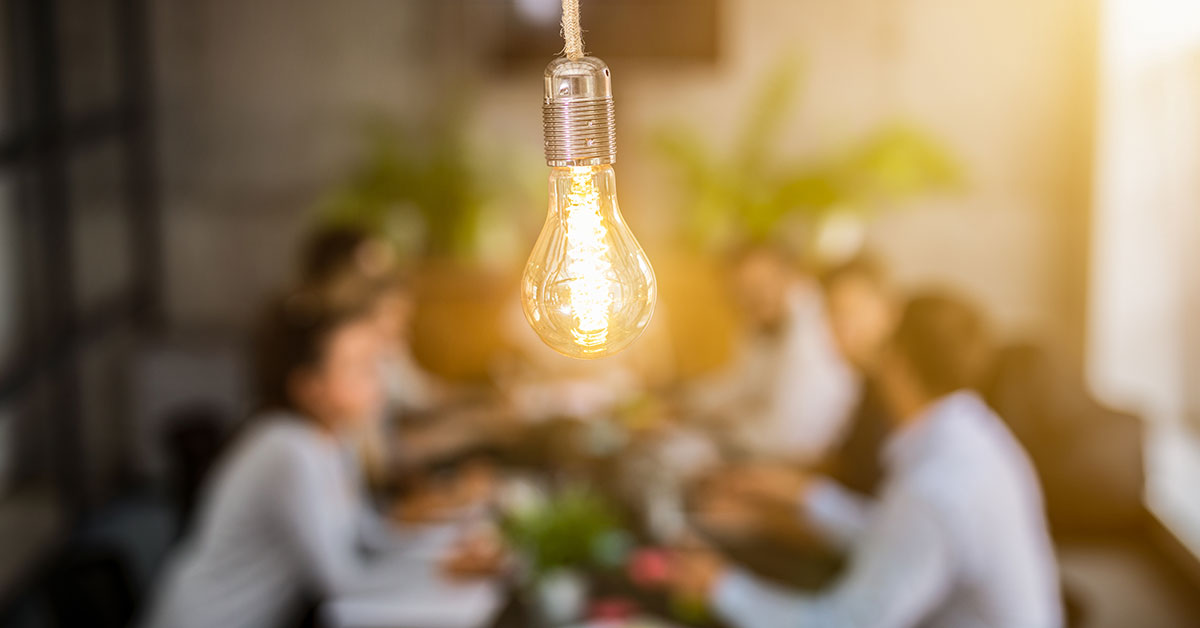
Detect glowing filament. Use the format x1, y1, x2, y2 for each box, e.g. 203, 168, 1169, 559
563, 166, 613, 346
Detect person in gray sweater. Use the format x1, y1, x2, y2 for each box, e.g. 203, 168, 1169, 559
142, 288, 494, 628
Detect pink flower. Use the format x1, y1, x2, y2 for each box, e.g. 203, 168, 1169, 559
589, 597, 638, 621
628, 548, 671, 587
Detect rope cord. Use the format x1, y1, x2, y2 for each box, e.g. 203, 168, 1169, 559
561, 0, 584, 60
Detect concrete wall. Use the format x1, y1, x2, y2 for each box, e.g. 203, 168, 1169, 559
151, 0, 439, 329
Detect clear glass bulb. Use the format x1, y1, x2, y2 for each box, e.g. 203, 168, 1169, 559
521, 164, 656, 359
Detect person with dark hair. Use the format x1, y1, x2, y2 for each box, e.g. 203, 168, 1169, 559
141, 289, 502, 628
817, 254, 898, 495
685, 245, 859, 462
819, 255, 893, 372
689, 254, 896, 543
297, 225, 489, 474
670, 292, 1062, 628
298, 225, 396, 288
297, 225, 442, 416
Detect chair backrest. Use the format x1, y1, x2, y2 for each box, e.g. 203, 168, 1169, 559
159, 403, 232, 536
47, 546, 136, 628
983, 343, 1145, 535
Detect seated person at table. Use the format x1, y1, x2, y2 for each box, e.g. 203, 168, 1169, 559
693, 255, 898, 544
142, 289, 500, 628
684, 244, 858, 462
298, 225, 500, 475
298, 226, 451, 415
817, 254, 899, 496
671, 293, 1062, 628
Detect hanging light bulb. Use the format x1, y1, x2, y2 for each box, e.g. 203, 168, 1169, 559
521, 55, 657, 359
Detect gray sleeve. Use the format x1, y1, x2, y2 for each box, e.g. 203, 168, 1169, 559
271, 440, 416, 596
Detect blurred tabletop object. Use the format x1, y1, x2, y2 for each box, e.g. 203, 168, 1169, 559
323, 576, 504, 628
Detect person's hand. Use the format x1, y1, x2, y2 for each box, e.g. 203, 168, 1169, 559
392, 485, 460, 523
667, 544, 727, 602
723, 463, 813, 509
394, 463, 496, 523
453, 460, 496, 505
689, 483, 762, 538
440, 526, 508, 579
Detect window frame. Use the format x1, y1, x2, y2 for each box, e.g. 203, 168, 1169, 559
0, 0, 161, 516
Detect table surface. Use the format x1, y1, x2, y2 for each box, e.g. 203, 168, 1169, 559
434, 417, 847, 628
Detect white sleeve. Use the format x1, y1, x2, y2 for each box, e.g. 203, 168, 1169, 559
764, 284, 860, 463
714, 488, 953, 628
801, 479, 875, 549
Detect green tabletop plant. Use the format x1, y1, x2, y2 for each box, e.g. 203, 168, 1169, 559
500, 485, 631, 578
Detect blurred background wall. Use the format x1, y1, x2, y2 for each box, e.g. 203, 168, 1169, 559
152, 0, 1097, 357
0, 0, 1108, 534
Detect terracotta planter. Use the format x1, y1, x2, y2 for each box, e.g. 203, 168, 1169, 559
654, 252, 738, 377
410, 253, 739, 381
409, 261, 516, 382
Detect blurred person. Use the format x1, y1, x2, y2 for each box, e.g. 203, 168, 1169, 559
298, 225, 499, 477
141, 290, 501, 628
820, 255, 896, 374
297, 225, 451, 416
297, 226, 412, 490
692, 255, 898, 544
670, 293, 1062, 628
298, 224, 396, 287
685, 244, 858, 462
817, 254, 898, 495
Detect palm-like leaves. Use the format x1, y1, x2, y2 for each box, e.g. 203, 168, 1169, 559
655, 58, 962, 251
318, 113, 486, 260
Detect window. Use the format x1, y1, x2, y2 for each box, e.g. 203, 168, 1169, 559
1090, 0, 1200, 556
0, 0, 160, 514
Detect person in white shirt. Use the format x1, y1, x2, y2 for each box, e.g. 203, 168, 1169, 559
687, 245, 859, 462
671, 293, 1063, 628
142, 289, 499, 628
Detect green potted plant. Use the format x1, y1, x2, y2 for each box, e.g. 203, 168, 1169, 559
314, 108, 537, 380
653, 57, 962, 256
651, 57, 962, 374
499, 485, 631, 625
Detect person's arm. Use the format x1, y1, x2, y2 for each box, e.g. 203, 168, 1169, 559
358, 501, 477, 567
713, 488, 953, 628
272, 440, 419, 596
800, 478, 875, 549
356, 504, 435, 555
722, 467, 875, 550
